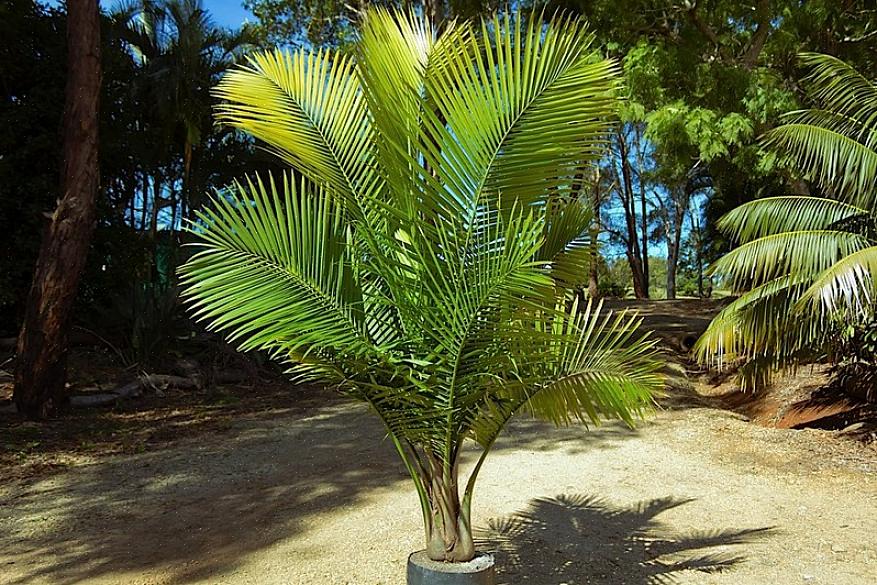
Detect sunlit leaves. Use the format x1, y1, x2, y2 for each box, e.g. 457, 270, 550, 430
182, 9, 662, 509
699, 54, 877, 383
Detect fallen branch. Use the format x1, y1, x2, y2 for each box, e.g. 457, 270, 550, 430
70, 374, 201, 407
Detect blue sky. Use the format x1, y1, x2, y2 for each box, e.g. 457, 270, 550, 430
194, 0, 253, 28
46, 1, 255, 28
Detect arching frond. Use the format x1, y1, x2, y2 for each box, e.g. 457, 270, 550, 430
717, 196, 866, 243
695, 276, 812, 366
710, 230, 869, 290
761, 123, 877, 207
213, 49, 377, 212
798, 52, 877, 127
799, 245, 877, 316
424, 12, 621, 213
180, 173, 372, 358
520, 299, 659, 427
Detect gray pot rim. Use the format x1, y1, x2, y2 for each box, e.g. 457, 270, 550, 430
407, 550, 496, 573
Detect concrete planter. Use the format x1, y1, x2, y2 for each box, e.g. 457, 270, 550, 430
406, 551, 496, 585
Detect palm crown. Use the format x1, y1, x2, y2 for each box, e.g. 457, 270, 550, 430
696, 54, 877, 383
179, 9, 662, 563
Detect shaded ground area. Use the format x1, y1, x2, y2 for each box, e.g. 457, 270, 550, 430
1, 299, 876, 584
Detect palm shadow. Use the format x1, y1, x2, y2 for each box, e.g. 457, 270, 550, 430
477, 494, 773, 585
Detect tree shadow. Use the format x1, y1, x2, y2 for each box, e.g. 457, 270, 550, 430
477, 494, 773, 585
1, 397, 666, 585
489, 417, 643, 455
0, 404, 411, 585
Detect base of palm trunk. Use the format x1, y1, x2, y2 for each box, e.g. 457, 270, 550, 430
407, 551, 495, 585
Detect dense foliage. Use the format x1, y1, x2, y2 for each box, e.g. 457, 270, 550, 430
0, 1, 276, 355
696, 55, 877, 387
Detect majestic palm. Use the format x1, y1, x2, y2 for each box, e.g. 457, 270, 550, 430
180, 9, 662, 562
695, 54, 877, 383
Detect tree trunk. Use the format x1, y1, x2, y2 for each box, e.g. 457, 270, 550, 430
665, 192, 686, 300
588, 168, 601, 299
641, 191, 649, 295
616, 130, 648, 299
423, 0, 444, 31
14, 0, 101, 419
424, 455, 475, 562
635, 126, 649, 295
666, 248, 678, 300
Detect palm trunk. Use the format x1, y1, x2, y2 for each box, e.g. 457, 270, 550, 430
424, 455, 475, 562
14, 0, 101, 419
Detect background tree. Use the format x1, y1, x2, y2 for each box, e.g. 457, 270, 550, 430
243, 0, 499, 48
0, 1, 271, 372
14, 0, 102, 418
544, 0, 876, 296
696, 54, 877, 388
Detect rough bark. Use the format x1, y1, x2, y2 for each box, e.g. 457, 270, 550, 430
14, 0, 101, 419
741, 0, 772, 70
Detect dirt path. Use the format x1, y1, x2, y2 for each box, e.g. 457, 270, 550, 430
1, 401, 875, 584
1, 301, 875, 584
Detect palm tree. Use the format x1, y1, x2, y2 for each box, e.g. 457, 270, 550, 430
113, 0, 253, 226
179, 9, 662, 563
695, 53, 877, 385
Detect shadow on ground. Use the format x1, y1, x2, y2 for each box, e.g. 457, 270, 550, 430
0, 401, 655, 585
0, 405, 407, 585
478, 494, 773, 585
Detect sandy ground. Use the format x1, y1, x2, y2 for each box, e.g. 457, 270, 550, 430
1, 300, 875, 584
1, 398, 875, 585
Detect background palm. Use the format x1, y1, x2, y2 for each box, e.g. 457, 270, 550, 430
179, 9, 662, 562
695, 54, 877, 384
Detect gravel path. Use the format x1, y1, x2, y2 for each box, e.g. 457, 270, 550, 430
1, 393, 875, 585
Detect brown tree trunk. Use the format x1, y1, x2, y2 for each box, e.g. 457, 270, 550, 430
588, 168, 601, 299
616, 130, 648, 299
666, 246, 678, 300
665, 190, 686, 300
634, 126, 650, 295
14, 0, 101, 419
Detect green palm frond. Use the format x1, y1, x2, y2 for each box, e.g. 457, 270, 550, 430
798, 53, 877, 126
519, 298, 660, 427
180, 9, 661, 563
799, 245, 877, 316
699, 53, 877, 385
695, 276, 815, 366
761, 123, 877, 207
181, 174, 373, 359
213, 49, 376, 214
717, 196, 866, 243
425, 12, 621, 213
710, 230, 869, 290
